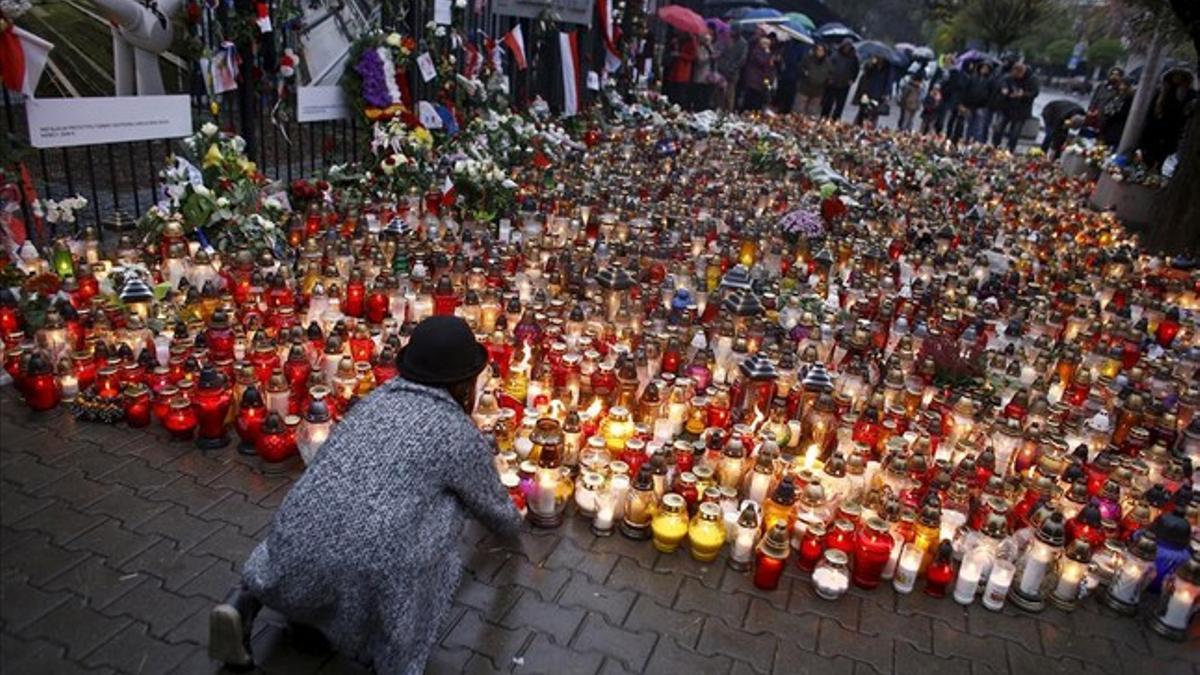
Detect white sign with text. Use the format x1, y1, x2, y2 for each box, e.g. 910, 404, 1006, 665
297, 86, 350, 122
27, 95, 192, 148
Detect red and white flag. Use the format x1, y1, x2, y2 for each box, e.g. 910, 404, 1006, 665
596, 0, 621, 73
559, 31, 580, 116
503, 25, 527, 71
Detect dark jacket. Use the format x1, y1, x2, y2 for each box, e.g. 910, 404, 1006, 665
961, 72, 994, 109
716, 35, 748, 81
796, 51, 833, 97
829, 43, 860, 88
852, 61, 891, 104
996, 70, 1039, 118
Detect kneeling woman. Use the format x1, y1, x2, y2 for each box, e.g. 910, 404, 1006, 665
209, 316, 521, 673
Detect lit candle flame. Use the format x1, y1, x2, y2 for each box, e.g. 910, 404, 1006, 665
751, 407, 766, 433
804, 443, 820, 471
584, 396, 603, 420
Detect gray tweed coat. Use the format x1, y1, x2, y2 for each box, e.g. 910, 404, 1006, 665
242, 378, 521, 674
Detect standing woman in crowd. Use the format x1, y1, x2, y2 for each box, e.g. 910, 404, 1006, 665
691, 30, 716, 110
792, 42, 832, 116
822, 39, 860, 120
665, 31, 697, 106
740, 36, 776, 111
961, 61, 994, 143
897, 69, 925, 131
991, 62, 1039, 151
851, 56, 891, 127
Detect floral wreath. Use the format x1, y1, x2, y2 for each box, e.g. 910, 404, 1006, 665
343, 31, 418, 123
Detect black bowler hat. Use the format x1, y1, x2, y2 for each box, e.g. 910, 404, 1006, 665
398, 316, 489, 385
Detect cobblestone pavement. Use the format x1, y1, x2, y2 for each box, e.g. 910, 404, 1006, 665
2, 386, 1198, 675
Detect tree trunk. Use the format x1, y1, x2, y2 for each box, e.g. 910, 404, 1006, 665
1118, 26, 1164, 155
1143, 111, 1200, 257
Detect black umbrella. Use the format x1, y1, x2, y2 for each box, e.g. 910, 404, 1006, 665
856, 40, 908, 68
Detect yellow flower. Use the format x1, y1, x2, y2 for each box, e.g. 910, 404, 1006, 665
209, 101, 220, 116
203, 143, 224, 168
240, 159, 257, 176
412, 127, 433, 148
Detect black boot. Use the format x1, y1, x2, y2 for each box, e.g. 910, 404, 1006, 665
288, 621, 333, 656
209, 584, 261, 670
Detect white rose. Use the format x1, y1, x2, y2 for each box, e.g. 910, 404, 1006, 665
193, 185, 212, 198
435, 26, 446, 37
386, 32, 402, 47
264, 197, 282, 210
455, 0, 466, 7
200, 122, 218, 137
216, 197, 230, 208
454, 160, 466, 174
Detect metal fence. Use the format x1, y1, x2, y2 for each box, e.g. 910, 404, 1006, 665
2, 0, 610, 244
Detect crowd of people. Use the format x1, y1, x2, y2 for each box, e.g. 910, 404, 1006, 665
662, 27, 1196, 166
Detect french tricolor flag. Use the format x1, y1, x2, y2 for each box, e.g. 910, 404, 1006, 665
559, 31, 581, 116
503, 25, 527, 71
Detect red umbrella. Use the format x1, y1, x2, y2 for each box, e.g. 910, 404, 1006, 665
657, 5, 707, 35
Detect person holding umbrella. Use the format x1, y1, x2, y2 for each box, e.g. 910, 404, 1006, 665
822, 38, 860, 120
991, 61, 1039, 151
665, 31, 698, 106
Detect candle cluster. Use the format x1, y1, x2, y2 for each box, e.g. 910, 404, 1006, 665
1, 110, 1197, 638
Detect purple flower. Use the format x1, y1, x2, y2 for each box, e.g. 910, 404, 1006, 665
356, 48, 392, 109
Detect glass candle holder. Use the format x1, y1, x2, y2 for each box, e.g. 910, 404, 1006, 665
982, 559, 1016, 611
1101, 535, 1158, 616
729, 503, 760, 572
1150, 553, 1199, 641
122, 383, 151, 428
813, 549, 851, 600
754, 522, 791, 590
652, 493, 690, 553
852, 517, 894, 589
893, 544, 922, 594
688, 502, 727, 562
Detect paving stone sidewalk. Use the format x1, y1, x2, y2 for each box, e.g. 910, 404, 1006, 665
1, 386, 1197, 675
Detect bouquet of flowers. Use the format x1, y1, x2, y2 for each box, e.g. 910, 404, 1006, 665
363, 120, 435, 201
140, 122, 281, 253
33, 195, 88, 225
448, 156, 517, 222
343, 32, 417, 122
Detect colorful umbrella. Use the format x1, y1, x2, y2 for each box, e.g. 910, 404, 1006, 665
955, 49, 994, 67
784, 12, 816, 31
656, 5, 708, 35
705, 17, 731, 34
